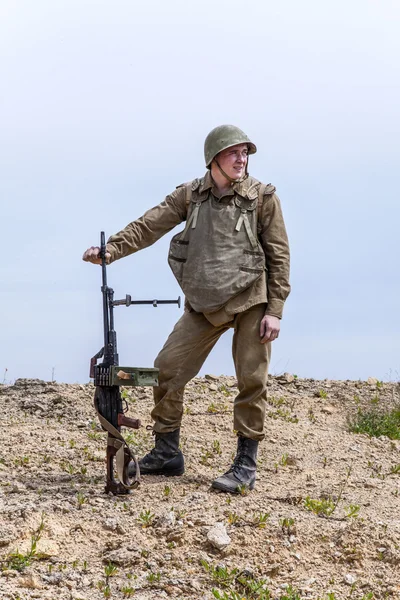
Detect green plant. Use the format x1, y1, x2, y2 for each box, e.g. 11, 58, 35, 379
227, 511, 240, 525
2, 513, 45, 571
236, 483, 249, 496
200, 446, 213, 465
304, 496, 335, 517
280, 453, 289, 466
280, 517, 295, 534
318, 389, 328, 399
348, 405, 400, 439
137, 509, 155, 528
254, 512, 269, 529
104, 561, 118, 580
207, 401, 229, 414
201, 560, 238, 587
175, 508, 187, 520
390, 464, 400, 474
268, 408, 298, 423
212, 439, 222, 455
163, 485, 172, 498
280, 586, 301, 600
146, 571, 161, 584
308, 407, 317, 423
77, 491, 87, 509
14, 456, 29, 467
122, 586, 135, 597
88, 431, 103, 441
345, 504, 360, 518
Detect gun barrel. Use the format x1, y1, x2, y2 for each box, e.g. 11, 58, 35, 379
112, 297, 181, 307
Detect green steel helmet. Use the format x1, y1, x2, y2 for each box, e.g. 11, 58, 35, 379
204, 124, 257, 168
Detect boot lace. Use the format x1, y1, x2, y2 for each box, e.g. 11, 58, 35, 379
226, 441, 246, 474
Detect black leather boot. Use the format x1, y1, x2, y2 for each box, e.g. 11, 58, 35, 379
128, 429, 184, 477
212, 436, 258, 493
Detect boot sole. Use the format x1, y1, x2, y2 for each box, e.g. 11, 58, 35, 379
211, 479, 255, 494
139, 467, 185, 477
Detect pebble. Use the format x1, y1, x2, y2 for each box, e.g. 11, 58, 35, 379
0, 524, 16, 547
207, 522, 231, 550
293, 552, 301, 561
156, 510, 176, 528
344, 573, 357, 585
18, 573, 42, 589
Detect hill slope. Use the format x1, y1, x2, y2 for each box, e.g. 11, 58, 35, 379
1, 375, 400, 600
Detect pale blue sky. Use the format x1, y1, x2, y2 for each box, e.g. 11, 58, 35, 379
1, 0, 399, 383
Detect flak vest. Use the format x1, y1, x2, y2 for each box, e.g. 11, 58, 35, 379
168, 177, 275, 314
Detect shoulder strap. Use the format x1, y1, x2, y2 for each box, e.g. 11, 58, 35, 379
185, 182, 192, 209
257, 183, 267, 221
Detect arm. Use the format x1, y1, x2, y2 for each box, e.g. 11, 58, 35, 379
258, 192, 291, 342
106, 186, 187, 263
82, 186, 187, 264
259, 192, 291, 319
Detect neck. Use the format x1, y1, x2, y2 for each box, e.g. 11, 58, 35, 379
210, 164, 235, 196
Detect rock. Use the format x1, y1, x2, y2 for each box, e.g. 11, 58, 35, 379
0, 524, 16, 547
9, 483, 26, 494
102, 518, 125, 534
18, 573, 42, 589
367, 377, 378, 385
42, 573, 63, 585
208, 384, 218, 392
344, 573, 357, 585
103, 549, 139, 567
156, 511, 176, 528
278, 373, 295, 383
225, 378, 237, 387
205, 374, 219, 381
207, 522, 231, 550
321, 406, 335, 414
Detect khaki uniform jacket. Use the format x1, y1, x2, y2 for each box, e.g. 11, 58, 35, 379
106, 171, 290, 325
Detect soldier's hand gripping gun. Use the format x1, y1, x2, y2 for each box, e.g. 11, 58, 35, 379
90, 232, 181, 495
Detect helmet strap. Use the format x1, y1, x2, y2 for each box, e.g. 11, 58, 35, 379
214, 159, 248, 186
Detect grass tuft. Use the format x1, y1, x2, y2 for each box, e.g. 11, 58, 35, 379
348, 406, 400, 439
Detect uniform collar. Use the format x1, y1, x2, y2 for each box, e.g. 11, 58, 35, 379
199, 171, 256, 199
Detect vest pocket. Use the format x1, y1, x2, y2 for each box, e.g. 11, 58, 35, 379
240, 246, 266, 273
168, 236, 189, 283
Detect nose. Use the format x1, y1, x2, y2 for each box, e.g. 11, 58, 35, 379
235, 152, 246, 164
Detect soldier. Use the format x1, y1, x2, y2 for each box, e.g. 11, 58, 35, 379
83, 125, 290, 494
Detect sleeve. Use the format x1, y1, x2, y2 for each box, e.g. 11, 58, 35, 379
259, 192, 291, 319
106, 186, 187, 263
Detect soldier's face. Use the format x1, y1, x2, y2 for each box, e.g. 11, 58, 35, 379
216, 143, 249, 180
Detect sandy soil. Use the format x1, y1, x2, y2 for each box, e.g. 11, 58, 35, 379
1, 375, 400, 600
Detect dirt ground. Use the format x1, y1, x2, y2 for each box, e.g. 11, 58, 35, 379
1, 375, 400, 600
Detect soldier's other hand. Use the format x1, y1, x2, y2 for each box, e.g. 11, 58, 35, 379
82, 246, 111, 265
260, 315, 280, 343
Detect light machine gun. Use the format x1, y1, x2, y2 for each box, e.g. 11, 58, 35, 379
90, 232, 180, 495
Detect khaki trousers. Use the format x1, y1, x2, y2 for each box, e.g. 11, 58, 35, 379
151, 303, 271, 441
